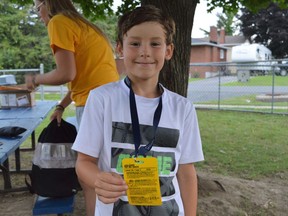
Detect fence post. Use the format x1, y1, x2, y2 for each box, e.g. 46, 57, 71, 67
39, 63, 44, 101
60, 85, 65, 99
271, 70, 275, 114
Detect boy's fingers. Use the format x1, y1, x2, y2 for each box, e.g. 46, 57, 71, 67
99, 172, 125, 184
94, 172, 128, 193
97, 195, 120, 204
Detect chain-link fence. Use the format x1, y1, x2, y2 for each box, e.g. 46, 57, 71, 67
2, 61, 288, 114
188, 59, 288, 114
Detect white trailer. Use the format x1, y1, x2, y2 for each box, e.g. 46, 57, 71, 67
231, 43, 272, 76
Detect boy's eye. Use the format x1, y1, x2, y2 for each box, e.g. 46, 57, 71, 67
130, 42, 140, 47
151, 42, 161, 47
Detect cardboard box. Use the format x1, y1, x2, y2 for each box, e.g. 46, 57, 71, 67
0, 85, 36, 108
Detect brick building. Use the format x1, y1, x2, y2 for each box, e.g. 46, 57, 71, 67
190, 26, 246, 78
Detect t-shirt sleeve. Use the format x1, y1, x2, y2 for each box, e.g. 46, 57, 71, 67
178, 103, 204, 164
47, 16, 78, 53
72, 90, 104, 158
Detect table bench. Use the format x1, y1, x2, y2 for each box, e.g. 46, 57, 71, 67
33, 194, 75, 216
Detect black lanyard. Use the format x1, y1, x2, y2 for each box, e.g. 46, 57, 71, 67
124, 77, 162, 157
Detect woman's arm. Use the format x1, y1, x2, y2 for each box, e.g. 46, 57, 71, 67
26, 47, 76, 89
50, 91, 72, 123
177, 163, 198, 216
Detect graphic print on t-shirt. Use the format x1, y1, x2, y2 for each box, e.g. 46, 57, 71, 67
111, 121, 180, 216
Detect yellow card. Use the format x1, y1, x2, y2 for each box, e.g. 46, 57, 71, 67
122, 157, 162, 206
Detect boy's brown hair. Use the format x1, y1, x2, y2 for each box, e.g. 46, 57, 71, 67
117, 5, 176, 46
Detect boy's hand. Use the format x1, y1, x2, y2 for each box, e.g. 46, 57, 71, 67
94, 172, 128, 204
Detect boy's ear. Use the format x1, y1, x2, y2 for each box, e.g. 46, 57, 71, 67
165, 43, 174, 60
116, 42, 123, 57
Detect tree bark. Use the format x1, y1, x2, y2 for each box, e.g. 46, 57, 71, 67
141, 0, 198, 97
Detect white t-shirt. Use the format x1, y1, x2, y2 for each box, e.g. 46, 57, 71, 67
72, 79, 204, 216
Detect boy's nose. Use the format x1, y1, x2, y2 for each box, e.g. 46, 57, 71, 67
140, 46, 150, 57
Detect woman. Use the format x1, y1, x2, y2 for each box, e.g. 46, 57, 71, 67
26, 1, 119, 215
26, 0, 119, 125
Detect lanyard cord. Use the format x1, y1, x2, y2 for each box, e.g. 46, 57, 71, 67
125, 77, 162, 157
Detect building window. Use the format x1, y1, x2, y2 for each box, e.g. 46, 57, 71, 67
220, 49, 224, 59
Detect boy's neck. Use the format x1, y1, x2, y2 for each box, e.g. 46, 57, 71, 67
128, 77, 162, 98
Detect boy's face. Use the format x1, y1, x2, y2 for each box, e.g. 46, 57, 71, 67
117, 22, 173, 81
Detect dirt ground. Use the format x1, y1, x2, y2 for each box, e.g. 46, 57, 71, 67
196, 171, 288, 216
0, 169, 287, 216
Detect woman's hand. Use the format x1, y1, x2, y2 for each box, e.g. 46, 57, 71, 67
50, 105, 64, 126
25, 74, 39, 91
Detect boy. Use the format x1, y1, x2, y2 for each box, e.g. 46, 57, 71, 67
72, 5, 204, 216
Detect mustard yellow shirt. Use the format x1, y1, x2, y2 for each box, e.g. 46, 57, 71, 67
48, 14, 119, 106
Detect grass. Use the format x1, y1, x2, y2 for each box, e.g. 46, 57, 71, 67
190, 75, 288, 86
35, 92, 64, 101
223, 75, 288, 86
21, 93, 288, 181
191, 76, 288, 179
196, 109, 288, 180
198, 94, 288, 107
189, 78, 202, 82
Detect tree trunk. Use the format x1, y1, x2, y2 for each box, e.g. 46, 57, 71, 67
141, 0, 198, 97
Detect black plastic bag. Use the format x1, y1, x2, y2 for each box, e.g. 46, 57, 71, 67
0, 126, 26, 137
